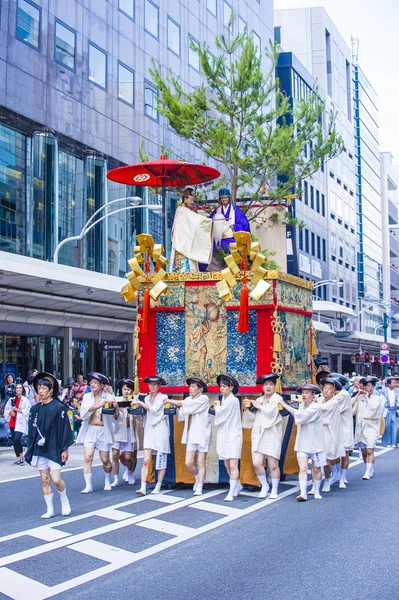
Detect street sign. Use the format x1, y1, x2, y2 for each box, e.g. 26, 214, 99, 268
380, 350, 389, 364
334, 331, 351, 339
100, 343, 126, 352
380, 342, 389, 351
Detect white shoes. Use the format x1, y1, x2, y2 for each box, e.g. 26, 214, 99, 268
258, 484, 269, 499
59, 489, 71, 516
234, 482, 243, 497
193, 483, 203, 496
308, 485, 315, 496
322, 478, 331, 493
151, 483, 162, 495
81, 485, 93, 494
111, 478, 120, 488
136, 485, 146, 496
128, 472, 136, 485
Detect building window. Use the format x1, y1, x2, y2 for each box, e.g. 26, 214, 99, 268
55, 21, 76, 71
238, 17, 247, 34
108, 249, 117, 276
310, 185, 314, 209
16, 0, 40, 49
274, 26, 281, 44
299, 228, 303, 250
207, 0, 217, 16
304, 181, 308, 205
322, 239, 326, 261
317, 235, 321, 259
311, 232, 315, 256
223, 1, 233, 30
89, 43, 107, 89
119, 0, 134, 20
321, 193, 325, 216
118, 62, 134, 106
316, 190, 320, 213
145, 0, 159, 39
188, 36, 200, 72
305, 229, 309, 253
325, 29, 332, 96
252, 31, 261, 54
167, 17, 180, 57
144, 82, 158, 121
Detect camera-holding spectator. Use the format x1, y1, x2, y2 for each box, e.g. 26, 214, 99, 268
68, 397, 83, 437
71, 375, 87, 402
59, 378, 75, 404
24, 373, 38, 407
4, 383, 31, 464
1, 373, 16, 411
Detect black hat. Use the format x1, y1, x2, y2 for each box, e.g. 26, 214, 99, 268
321, 377, 342, 391
118, 378, 135, 390
65, 377, 75, 388
315, 365, 331, 385
88, 372, 110, 386
143, 376, 166, 386
186, 377, 208, 393
297, 383, 321, 394
256, 373, 280, 385
216, 374, 239, 395
330, 372, 348, 386
33, 372, 59, 397
359, 376, 379, 386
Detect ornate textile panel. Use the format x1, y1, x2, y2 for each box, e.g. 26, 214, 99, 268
226, 310, 257, 386
156, 312, 186, 385
279, 311, 312, 388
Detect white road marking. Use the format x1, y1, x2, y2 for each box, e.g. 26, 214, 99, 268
0, 448, 394, 600
136, 518, 195, 537
190, 501, 242, 516
95, 508, 135, 521
0, 567, 51, 600
146, 493, 187, 503
0, 461, 104, 485
28, 527, 72, 542
68, 539, 135, 565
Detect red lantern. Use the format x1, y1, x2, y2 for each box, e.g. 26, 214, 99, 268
390, 357, 396, 365
355, 353, 361, 362
364, 352, 371, 363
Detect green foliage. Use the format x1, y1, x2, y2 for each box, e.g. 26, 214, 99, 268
150, 22, 344, 223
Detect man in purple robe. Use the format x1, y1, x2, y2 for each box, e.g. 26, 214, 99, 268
202, 188, 251, 271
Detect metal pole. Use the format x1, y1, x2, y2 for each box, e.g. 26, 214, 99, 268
383, 311, 389, 377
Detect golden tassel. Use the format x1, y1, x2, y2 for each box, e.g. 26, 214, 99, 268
311, 330, 319, 356
275, 378, 282, 393
273, 332, 281, 353
134, 376, 140, 395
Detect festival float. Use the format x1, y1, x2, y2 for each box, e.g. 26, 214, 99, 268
107, 158, 317, 487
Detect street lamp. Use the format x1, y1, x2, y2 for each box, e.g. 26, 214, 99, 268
53, 197, 161, 264
312, 279, 344, 301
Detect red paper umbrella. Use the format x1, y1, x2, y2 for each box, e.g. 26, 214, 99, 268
107, 155, 220, 248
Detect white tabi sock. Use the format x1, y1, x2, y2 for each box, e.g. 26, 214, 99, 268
136, 482, 146, 495
151, 481, 162, 494
339, 468, 347, 488
127, 470, 136, 485
224, 479, 237, 502
297, 479, 307, 501
363, 463, 373, 480
322, 477, 331, 492
104, 472, 112, 491
257, 474, 269, 498
314, 480, 322, 500
269, 478, 279, 499
58, 488, 71, 516
111, 474, 120, 488
193, 483, 203, 496
234, 481, 243, 497
193, 474, 199, 491
81, 473, 93, 494
123, 466, 129, 482
41, 493, 55, 519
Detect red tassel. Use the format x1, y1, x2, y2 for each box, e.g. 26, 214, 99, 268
238, 284, 249, 333
142, 288, 150, 333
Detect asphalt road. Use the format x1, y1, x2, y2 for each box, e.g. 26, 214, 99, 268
0, 444, 397, 600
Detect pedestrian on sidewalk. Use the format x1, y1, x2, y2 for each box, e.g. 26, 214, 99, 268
25, 372, 74, 519
280, 384, 325, 502
214, 374, 243, 502
247, 373, 284, 500
111, 378, 138, 487
4, 383, 30, 464
381, 377, 399, 447
135, 376, 170, 496
352, 376, 382, 480
76, 372, 120, 493
23, 373, 38, 407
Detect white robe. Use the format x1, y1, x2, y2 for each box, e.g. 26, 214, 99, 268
4, 396, 31, 434
76, 391, 117, 445
170, 205, 213, 268
251, 393, 284, 459
143, 393, 170, 454
320, 397, 346, 460
178, 394, 212, 447
294, 401, 325, 454
113, 399, 137, 445
353, 392, 381, 448
335, 389, 354, 450
214, 393, 243, 459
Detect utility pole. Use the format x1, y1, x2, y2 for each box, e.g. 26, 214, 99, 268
383, 311, 389, 377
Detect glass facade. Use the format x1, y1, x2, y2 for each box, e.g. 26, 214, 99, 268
16, 0, 40, 49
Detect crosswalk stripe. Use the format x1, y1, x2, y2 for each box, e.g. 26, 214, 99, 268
68, 539, 136, 565
135, 518, 195, 537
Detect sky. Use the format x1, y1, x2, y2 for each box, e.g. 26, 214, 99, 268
274, 0, 399, 162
